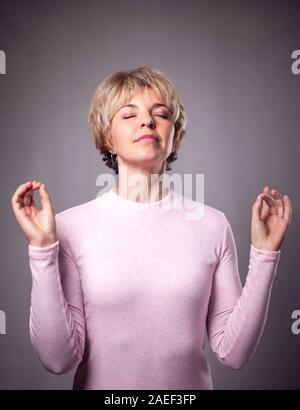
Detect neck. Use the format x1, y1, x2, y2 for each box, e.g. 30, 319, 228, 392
113, 160, 169, 203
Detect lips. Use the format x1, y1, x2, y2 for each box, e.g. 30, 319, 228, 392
136, 134, 159, 142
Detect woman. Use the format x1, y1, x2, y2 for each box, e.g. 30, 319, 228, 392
11, 66, 292, 390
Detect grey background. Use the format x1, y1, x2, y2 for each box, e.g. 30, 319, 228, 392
0, 0, 299, 389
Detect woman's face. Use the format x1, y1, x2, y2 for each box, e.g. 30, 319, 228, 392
108, 87, 175, 172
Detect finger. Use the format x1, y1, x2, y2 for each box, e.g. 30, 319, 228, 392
11, 181, 33, 212
256, 191, 271, 222
283, 194, 292, 224
261, 197, 270, 222
23, 196, 31, 207
12, 181, 33, 201
24, 181, 42, 200
270, 188, 284, 218
24, 190, 38, 208
263, 185, 278, 206
23, 188, 34, 203
254, 186, 271, 221
261, 193, 277, 212
23, 181, 41, 207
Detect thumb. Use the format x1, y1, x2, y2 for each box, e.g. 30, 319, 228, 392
39, 184, 53, 211
252, 194, 263, 221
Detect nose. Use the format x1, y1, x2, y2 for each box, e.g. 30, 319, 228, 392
141, 114, 155, 129
141, 120, 155, 129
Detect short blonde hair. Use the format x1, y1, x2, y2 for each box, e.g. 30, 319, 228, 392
88, 66, 187, 174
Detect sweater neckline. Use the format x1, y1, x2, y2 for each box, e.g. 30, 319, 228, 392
105, 186, 174, 210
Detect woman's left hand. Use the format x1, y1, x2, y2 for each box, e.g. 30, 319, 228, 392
251, 186, 292, 251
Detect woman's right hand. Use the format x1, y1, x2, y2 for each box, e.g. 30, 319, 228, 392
11, 180, 58, 247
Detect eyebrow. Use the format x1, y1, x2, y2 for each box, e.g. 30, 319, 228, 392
120, 103, 170, 110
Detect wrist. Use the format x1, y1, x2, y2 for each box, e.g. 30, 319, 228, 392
251, 243, 280, 252
29, 237, 58, 248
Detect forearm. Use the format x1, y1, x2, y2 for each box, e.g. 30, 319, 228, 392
214, 244, 281, 369
28, 241, 83, 374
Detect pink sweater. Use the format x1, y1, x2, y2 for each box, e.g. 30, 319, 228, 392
28, 188, 281, 390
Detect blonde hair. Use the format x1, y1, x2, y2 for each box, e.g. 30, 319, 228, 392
88, 66, 187, 174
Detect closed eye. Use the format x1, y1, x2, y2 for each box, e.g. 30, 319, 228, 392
123, 114, 169, 119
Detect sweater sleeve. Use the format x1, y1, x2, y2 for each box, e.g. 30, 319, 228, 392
28, 214, 86, 374
206, 214, 281, 370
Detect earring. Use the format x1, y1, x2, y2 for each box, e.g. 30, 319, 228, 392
111, 152, 118, 167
